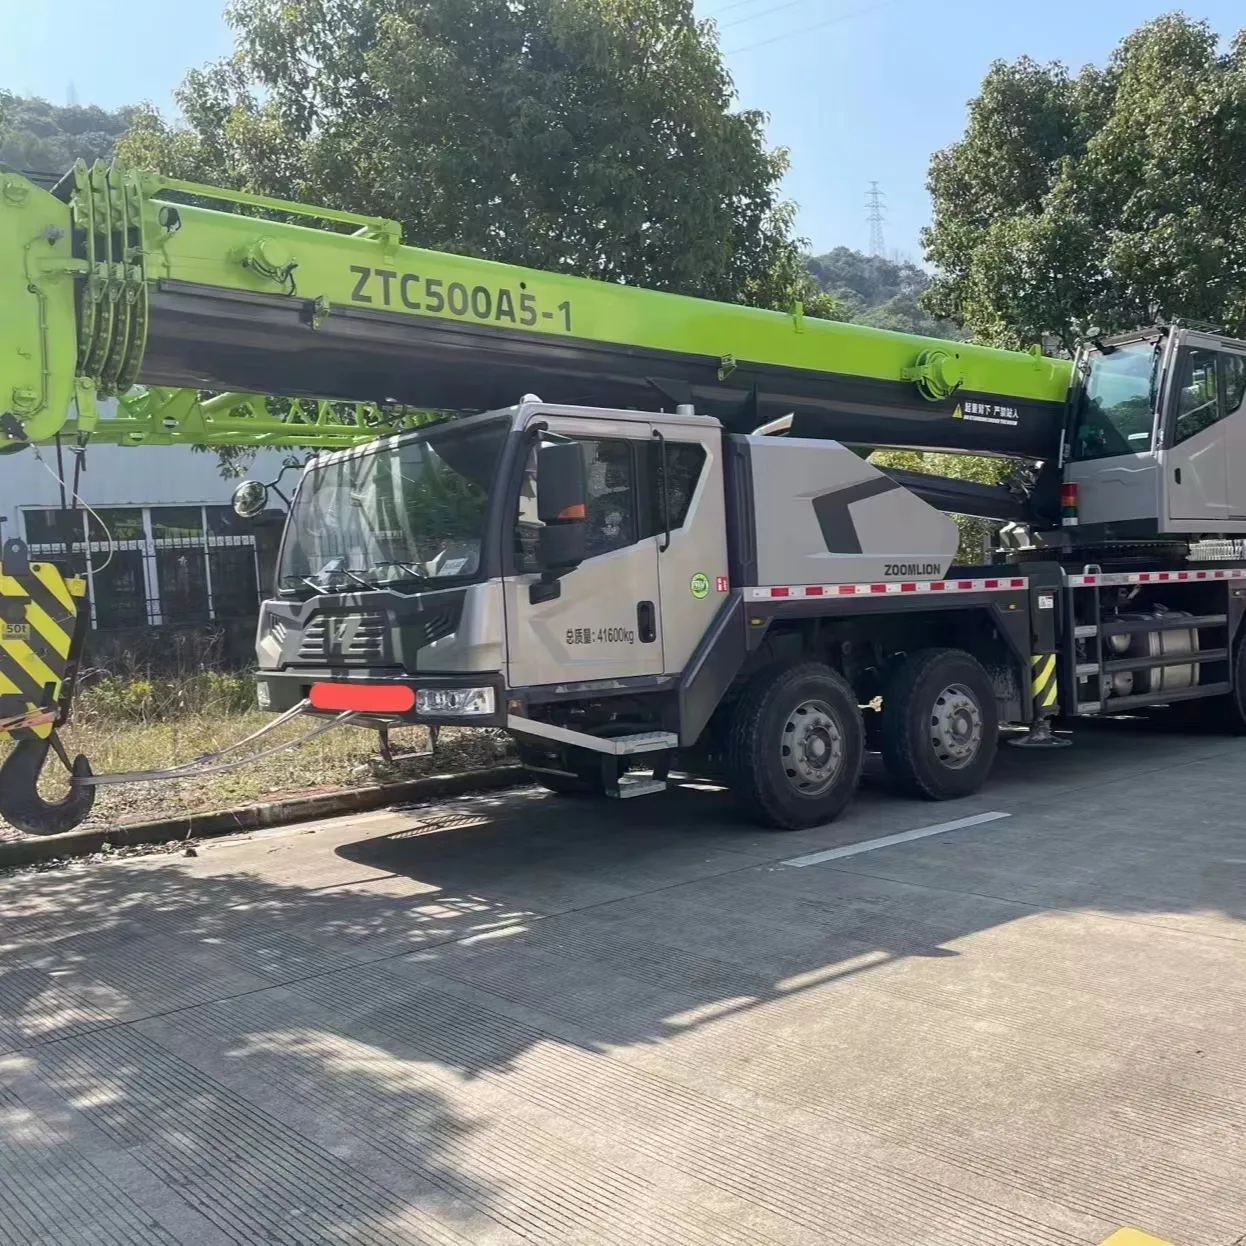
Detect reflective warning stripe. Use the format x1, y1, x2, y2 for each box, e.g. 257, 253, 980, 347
31, 561, 75, 612
24, 600, 71, 659
0, 642, 47, 704
746, 576, 1027, 601
1031, 653, 1058, 710
0, 562, 83, 744
3, 637, 60, 695
1068, 567, 1246, 587
0, 569, 69, 627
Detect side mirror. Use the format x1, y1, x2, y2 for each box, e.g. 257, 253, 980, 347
231, 479, 269, 520
535, 441, 587, 571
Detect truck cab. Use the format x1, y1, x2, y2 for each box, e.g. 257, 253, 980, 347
1063, 326, 1246, 538
254, 402, 730, 713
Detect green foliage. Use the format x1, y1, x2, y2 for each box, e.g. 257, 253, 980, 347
79, 671, 255, 724
923, 14, 1246, 352
804, 247, 965, 339
118, 0, 823, 316
0, 94, 134, 172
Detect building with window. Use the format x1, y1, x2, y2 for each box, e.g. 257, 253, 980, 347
0, 442, 292, 631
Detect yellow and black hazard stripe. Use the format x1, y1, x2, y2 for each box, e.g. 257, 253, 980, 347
0, 563, 86, 742
1031, 653, 1058, 713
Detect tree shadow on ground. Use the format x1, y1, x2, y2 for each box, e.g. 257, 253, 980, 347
0, 719, 1243, 1243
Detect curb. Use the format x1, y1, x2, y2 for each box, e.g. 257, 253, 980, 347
0, 764, 528, 869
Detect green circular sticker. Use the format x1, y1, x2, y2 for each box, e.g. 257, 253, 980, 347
690, 572, 710, 599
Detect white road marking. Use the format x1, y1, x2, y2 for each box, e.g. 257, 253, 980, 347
782, 811, 1011, 868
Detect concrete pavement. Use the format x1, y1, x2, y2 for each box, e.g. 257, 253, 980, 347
0, 721, 1243, 1245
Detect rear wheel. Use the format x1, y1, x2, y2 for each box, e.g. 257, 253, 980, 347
725, 662, 863, 830
881, 648, 998, 800
1160, 634, 1246, 733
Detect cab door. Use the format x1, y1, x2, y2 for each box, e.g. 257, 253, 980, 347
1219, 351, 1246, 520
504, 415, 664, 690
1166, 346, 1231, 522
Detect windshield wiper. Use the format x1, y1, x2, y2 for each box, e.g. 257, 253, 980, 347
373, 559, 430, 581
329, 566, 376, 591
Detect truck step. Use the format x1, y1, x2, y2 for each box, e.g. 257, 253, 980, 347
614, 731, 679, 755
507, 715, 676, 756
610, 775, 669, 799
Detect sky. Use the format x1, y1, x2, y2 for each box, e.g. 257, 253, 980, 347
2, 0, 1244, 262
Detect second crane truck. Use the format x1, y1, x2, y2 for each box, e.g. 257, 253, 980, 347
3, 161, 1246, 833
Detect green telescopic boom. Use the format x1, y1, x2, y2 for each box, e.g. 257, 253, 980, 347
0, 161, 1074, 455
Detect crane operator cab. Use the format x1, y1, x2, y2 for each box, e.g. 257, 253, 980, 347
1062, 324, 1246, 541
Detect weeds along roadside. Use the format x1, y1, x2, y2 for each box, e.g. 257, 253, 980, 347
1, 665, 514, 837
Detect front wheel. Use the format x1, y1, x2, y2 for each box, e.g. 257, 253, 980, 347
881, 648, 998, 800
725, 662, 864, 830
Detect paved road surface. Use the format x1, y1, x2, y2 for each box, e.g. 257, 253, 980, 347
1, 722, 1243, 1245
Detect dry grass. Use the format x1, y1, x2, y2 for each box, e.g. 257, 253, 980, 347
1, 708, 514, 838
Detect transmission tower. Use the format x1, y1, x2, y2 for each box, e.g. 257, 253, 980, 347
865, 182, 886, 257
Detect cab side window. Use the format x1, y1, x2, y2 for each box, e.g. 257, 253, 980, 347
648, 441, 707, 533
583, 439, 637, 556
1174, 348, 1223, 444
514, 437, 639, 571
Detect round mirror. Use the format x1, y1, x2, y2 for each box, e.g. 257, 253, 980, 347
231, 479, 269, 520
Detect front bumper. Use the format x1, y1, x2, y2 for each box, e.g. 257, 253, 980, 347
255, 668, 508, 729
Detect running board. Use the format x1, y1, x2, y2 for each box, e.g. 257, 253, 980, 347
507, 715, 677, 755
613, 775, 667, 799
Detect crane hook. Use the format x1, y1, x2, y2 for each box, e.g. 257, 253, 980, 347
0, 734, 95, 836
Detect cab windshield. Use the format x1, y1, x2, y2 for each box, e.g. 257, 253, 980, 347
278, 417, 508, 595
1070, 340, 1161, 460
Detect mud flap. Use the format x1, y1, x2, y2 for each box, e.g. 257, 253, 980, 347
0, 736, 95, 835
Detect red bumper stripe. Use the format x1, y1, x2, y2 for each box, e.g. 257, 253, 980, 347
310, 683, 416, 713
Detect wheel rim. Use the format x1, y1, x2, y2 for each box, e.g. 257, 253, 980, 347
929, 682, 983, 770
781, 699, 844, 796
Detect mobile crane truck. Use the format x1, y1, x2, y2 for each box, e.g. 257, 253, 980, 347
3, 160, 1246, 835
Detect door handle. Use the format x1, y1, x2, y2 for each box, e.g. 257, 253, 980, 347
1175, 467, 1182, 484
637, 600, 656, 643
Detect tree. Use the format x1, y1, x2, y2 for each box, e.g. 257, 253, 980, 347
923, 14, 1246, 352
805, 246, 966, 339
119, 0, 831, 315
0, 94, 134, 172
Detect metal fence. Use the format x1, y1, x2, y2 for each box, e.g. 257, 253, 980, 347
22, 504, 264, 630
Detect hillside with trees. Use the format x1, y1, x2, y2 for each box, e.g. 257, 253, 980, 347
0, 93, 133, 173
804, 247, 966, 339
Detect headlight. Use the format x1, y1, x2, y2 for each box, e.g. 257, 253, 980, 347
416, 686, 495, 716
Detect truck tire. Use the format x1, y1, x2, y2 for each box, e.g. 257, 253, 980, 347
1218, 637, 1246, 731
880, 648, 998, 800
725, 662, 863, 830
1167, 635, 1246, 734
